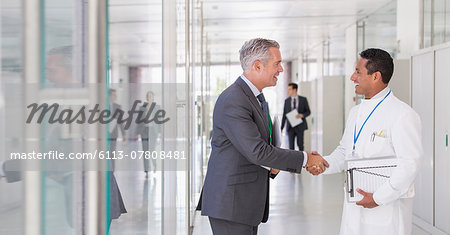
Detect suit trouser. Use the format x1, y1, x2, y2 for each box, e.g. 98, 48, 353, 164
208, 217, 258, 235
142, 137, 157, 172
288, 128, 304, 151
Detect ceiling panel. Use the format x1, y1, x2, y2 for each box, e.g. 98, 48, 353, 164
1, 0, 397, 67
198, 0, 394, 64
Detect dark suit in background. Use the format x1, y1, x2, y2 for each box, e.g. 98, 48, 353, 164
281, 95, 310, 151
109, 102, 126, 152
108, 102, 126, 171
199, 77, 305, 232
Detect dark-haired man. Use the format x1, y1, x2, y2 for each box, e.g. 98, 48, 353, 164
281, 83, 310, 151
313, 48, 423, 235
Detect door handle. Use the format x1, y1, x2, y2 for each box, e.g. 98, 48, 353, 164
446, 133, 448, 148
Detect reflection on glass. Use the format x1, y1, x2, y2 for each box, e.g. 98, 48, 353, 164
359, 1, 397, 56
1, 1, 25, 234
423, 0, 450, 48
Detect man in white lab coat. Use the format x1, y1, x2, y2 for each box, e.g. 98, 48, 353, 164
313, 48, 423, 235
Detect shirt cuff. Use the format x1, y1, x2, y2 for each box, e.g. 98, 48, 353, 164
302, 151, 308, 167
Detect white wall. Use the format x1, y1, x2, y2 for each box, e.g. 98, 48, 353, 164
390, 59, 411, 105
397, 0, 421, 59
411, 45, 450, 234
302, 76, 345, 155
322, 76, 345, 155
345, 24, 357, 120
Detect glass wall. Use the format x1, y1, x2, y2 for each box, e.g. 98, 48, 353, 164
423, 0, 450, 47
0, 0, 24, 232
1, 0, 203, 234
108, 0, 163, 233
357, 0, 397, 56
2, 0, 88, 233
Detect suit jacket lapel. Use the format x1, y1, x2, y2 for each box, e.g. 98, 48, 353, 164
235, 77, 270, 136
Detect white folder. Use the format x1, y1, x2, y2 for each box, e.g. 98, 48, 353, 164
286, 109, 303, 127
345, 157, 401, 203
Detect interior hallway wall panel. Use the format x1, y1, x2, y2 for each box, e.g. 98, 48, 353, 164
322, 76, 345, 155
390, 59, 411, 105
434, 46, 450, 234
306, 76, 344, 155
411, 51, 434, 226
300, 81, 312, 152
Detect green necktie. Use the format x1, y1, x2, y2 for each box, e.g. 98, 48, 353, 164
257, 93, 272, 143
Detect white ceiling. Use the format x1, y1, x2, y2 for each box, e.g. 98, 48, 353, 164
201, 0, 396, 64
1, 0, 397, 68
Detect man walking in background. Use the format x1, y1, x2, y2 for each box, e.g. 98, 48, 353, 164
281, 83, 310, 151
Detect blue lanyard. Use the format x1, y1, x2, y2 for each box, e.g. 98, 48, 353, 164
353, 90, 391, 151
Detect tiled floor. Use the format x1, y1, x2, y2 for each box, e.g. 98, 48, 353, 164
0, 136, 438, 234
192, 171, 432, 235
192, 171, 345, 235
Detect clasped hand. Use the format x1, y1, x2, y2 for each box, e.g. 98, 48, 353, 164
305, 151, 329, 175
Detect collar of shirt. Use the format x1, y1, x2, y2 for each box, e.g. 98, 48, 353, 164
240, 74, 262, 103
356, 87, 391, 130
291, 95, 298, 107
361, 87, 391, 104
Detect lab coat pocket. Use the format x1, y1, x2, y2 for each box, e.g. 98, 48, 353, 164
364, 135, 393, 158
361, 203, 394, 225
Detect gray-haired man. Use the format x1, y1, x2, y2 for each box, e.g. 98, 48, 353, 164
198, 38, 329, 234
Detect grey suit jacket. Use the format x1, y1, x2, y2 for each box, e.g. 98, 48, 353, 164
200, 77, 304, 226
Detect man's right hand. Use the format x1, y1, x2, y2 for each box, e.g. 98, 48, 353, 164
305, 151, 329, 175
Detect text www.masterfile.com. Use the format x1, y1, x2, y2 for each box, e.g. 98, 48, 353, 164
9, 150, 186, 160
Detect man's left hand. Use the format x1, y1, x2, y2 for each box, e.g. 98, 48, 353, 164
356, 188, 379, 209
296, 114, 303, 119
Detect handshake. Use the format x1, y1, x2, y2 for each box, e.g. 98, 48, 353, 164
270, 151, 329, 176
305, 151, 329, 175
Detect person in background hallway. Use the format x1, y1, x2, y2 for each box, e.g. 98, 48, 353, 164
108, 88, 126, 171
281, 83, 310, 151
313, 48, 423, 235
0, 45, 127, 230
197, 38, 328, 235
134, 91, 161, 178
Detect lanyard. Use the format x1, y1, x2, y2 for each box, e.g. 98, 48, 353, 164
353, 90, 391, 151
268, 113, 272, 143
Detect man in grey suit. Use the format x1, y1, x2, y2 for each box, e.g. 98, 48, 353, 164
199, 38, 328, 234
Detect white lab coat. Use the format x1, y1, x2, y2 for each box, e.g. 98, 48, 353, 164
324, 87, 423, 235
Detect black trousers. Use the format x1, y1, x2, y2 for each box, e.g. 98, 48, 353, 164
209, 217, 258, 235
288, 128, 305, 151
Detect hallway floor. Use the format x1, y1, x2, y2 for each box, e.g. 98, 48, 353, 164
191, 171, 431, 235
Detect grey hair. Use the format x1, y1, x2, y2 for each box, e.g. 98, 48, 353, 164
239, 38, 280, 72
48, 45, 73, 73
